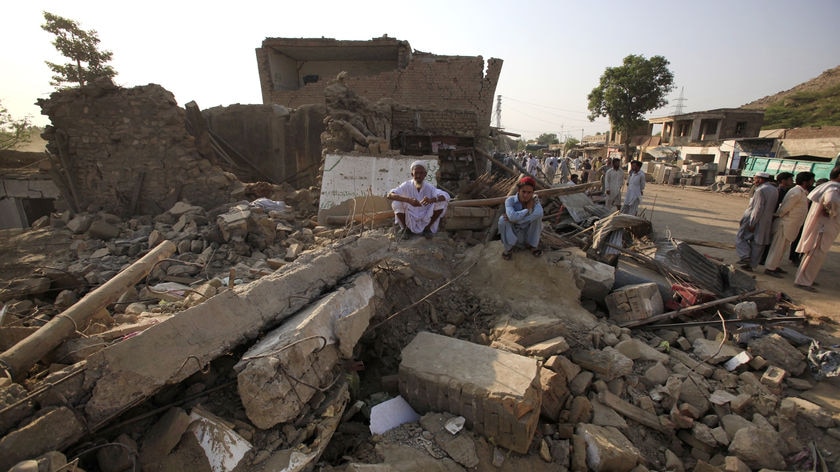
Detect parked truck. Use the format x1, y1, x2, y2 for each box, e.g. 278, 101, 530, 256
742, 153, 840, 181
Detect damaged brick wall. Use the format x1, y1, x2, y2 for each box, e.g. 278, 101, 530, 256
37, 79, 237, 216
257, 38, 502, 149
201, 103, 325, 188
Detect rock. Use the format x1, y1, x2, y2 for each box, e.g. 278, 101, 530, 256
614, 338, 669, 363
139, 407, 192, 467
591, 399, 627, 428
525, 335, 570, 357
0, 383, 35, 437
0, 407, 85, 471
569, 371, 594, 396
722, 456, 750, 472
577, 423, 640, 472
733, 301, 758, 320
779, 397, 835, 428
692, 338, 743, 365
747, 333, 806, 376
97, 433, 137, 472
664, 449, 685, 472
570, 255, 615, 301
727, 426, 785, 470
568, 396, 593, 424
643, 361, 671, 386
545, 354, 580, 380
539, 368, 569, 421
88, 219, 121, 240
571, 347, 633, 381
66, 214, 92, 234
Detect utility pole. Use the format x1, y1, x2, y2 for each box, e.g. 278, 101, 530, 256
495, 95, 502, 128
672, 87, 687, 115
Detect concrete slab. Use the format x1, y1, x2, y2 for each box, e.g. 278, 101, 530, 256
82, 235, 389, 427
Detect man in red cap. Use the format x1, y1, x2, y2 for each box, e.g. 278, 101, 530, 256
499, 176, 543, 259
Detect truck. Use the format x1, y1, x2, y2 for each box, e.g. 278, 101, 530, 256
742, 153, 840, 181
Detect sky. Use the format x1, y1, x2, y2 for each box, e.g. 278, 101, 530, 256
3, 0, 839, 141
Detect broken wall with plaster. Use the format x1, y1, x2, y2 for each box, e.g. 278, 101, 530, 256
256, 37, 502, 150
37, 79, 237, 216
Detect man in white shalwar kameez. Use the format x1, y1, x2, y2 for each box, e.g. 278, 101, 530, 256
387, 160, 450, 238
603, 158, 625, 212
735, 172, 778, 271
793, 166, 840, 291
621, 160, 645, 215
764, 171, 814, 276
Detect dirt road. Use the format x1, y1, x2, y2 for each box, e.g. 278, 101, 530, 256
639, 182, 839, 330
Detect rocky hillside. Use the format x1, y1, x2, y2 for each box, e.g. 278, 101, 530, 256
741, 65, 840, 129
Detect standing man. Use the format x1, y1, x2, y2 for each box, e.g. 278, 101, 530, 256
621, 160, 646, 215
793, 166, 840, 291
545, 154, 558, 184
559, 155, 571, 184
603, 158, 625, 212
387, 160, 450, 239
499, 176, 543, 260
735, 172, 778, 271
526, 153, 539, 177
764, 172, 814, 276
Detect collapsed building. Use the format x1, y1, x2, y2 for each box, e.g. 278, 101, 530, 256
0, 37, 839, 472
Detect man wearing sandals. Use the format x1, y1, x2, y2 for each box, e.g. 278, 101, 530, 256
499, 176, 543, 259
387, 160, 450, 239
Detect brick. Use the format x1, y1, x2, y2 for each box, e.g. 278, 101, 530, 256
760, 366, 786, 393
605, 283, 663, 323
399, 332, 540, 453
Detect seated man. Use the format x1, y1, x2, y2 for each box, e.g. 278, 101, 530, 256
499, 176, 543, 259
386, 160, 450, 238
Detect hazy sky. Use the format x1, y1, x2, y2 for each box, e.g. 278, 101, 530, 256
3, 0, 839, 140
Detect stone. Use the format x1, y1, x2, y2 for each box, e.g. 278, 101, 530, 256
0, 383, 35, 437
139, 407, 192, 467
678, 376, 710, 416
692, 338, 743, 365
711, 426, 729, 446
719, 415, 753, 441
615, 338, 669, 363
747, 333, 806, 376
66, 214, 92, 234
399, 332, 541, 454
727, 426, 785, 470
525, 335, 570, 358
571, 347, 633, 381
569, 371, 594, 396
779, 397, 834, 428
97, 433, 137, 472
683, 326, 704, 344
571, 433, 588, 471
664, 449, 684, 472
88, 219, 121, 240
545, 354, 580, 380
577, 423, 640, 472
570, 255, 615, 301
643, 361, 671, 386
722, 456, 750, 472
760, 366, 786, 393
748, 355, 768, 370
0, 407, 86, 472
732, 301, 757, 320
729, 394, 752, 414
692, 422, 718, 448
604, 282, 663, 323
491, 314, 569, 347
539, 368, 569, 421
591, 399, 627, 428
568, 396, 593, 424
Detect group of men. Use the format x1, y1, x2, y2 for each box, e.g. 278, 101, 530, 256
736, 167, 840, 291
387, 158, 840, 288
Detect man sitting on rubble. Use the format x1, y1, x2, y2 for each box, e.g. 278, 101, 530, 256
499, 176, 543, 260
387, 160, 450, 239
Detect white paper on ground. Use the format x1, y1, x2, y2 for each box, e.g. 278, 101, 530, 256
369, 395, 420, 435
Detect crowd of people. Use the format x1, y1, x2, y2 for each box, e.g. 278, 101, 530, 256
736, 167, 840, 292
388, 155, 840, 289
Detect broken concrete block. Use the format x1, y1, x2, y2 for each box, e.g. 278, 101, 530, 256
0, 383, 34, 436
591, 399, 628, 429
760, 366, 786, 393
88, 219, 121, 240
727, 426, 785, 470
370, 396, 420, 435
678, 376, 711, 416
545, 354, 580, 381
539, 368, 569, 421
692, 338, 743, 365
66, 214, 92, 234
571, 347, 633, 381
525, 335, 570, 358
732, 301, 757, 320
723, 455, 751, 472
188, 407, 253, 472
569, 255, 615, 301
643, 361, 671, 386
96, 433, 137, 472
747, 333, 806, 376
490, 314, 569, 347
0, 407, 85, 472
236, 273, 374, 428
779, 397, 835, 428
568, 396, 593, 424
399, 331, 541, 454
0, 277, 51, 302
614, 338, 669, 363
140, 407, 192, 468
577, 423, 640, 472
83, 236, 389, 427
9, 451, 67, 472
569, 371, 594, 396
605, 282, 663, 323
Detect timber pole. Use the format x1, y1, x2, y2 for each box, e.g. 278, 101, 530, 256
0, 240, 177, 381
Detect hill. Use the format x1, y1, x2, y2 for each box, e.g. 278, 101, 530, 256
741, 65, 840, 129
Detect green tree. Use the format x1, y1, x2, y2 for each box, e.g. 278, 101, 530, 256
0, 100, 32, 151
587, 54, 674, 158
536, 132, 559, 146
41, 12, 116, 88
